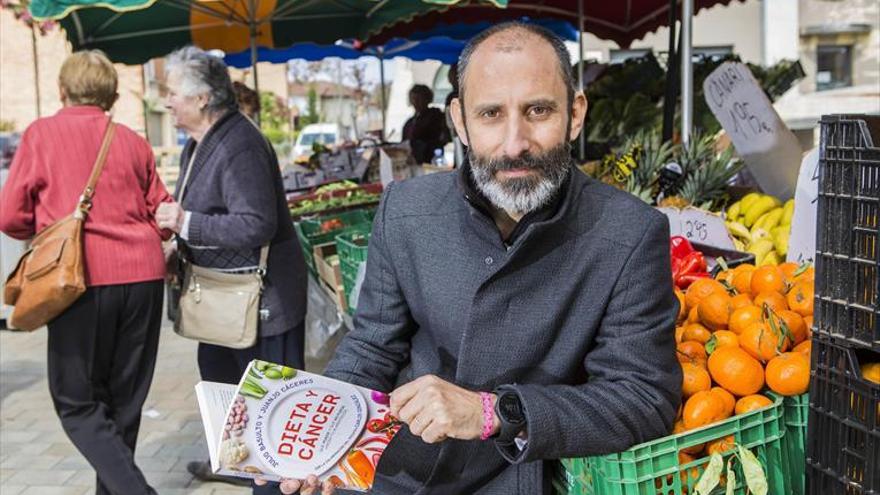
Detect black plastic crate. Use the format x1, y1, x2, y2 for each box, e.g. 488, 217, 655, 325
815, 115, 880, 352
806, 334, 880, 495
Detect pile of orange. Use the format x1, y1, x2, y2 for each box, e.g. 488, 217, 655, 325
671, 261, 815, 461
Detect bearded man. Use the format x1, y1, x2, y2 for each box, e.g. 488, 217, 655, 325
274, 21, 682, 495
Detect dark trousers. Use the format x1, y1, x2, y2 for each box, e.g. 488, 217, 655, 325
47, 280, 164, 495
197, 322, 305, 495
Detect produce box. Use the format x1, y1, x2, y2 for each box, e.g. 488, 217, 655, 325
781, 393, 809, 495
336, 232, 371, 315
815, 114, 880, 352
294, 209, 375, 277
556, 394, 788, 495
313, 242, 343, 295
805, 333, 880, 494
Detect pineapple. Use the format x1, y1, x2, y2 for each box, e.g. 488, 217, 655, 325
676, 135, 743, 210
658, 195, 690, 208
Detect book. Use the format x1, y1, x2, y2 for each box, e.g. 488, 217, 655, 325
195, 360, 400, 490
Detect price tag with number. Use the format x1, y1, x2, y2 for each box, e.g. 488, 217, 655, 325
680, 207, 735, 250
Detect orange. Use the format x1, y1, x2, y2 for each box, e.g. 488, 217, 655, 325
707, 346, 765, 396
710, 330, 740, 350
681, 362, 712, 399
766, 352, 811, 396
716, 269, 735, 285
685, 278, 727, 312
710, 387, 736, 418
677, 341, 708, 368
793, 340, 811, 359
729, 305, 763, 335
740, 321, 791, 363
794, 266, 815, 285
675, 326, 685, 344
779, 262, 799, 283
688, 306, 701, 324
803, 315, 814, 333
730, 293, 753, 310
681, 323, 713, 345
675, 288, 687, 323
705, 435, 736, 455
862, 363, 880, 385
754, 291, 789, 312
733, 263, 757, 275
751, 265, 786, 295
732, 269, 755, 296
735, 394, 774, 415
698, 292, 733, 330
768, 309, 808, 345
682, 390, 726, 430
674, 420, 705, 455
787, 282, 814, 317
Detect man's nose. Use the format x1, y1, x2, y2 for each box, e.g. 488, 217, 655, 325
502, 117, 530, 158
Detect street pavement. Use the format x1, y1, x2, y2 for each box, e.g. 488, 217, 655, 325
0, 313, 342, 495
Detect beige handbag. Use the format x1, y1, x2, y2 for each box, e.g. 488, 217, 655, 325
172, 149, 268, 349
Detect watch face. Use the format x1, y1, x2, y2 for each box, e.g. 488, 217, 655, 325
499, 394, 524, 424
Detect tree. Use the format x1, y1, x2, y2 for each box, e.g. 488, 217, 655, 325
259, 91, 291, 144
296, 86, 320, 130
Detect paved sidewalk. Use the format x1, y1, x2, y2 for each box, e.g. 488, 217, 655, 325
0, 318, 341, 495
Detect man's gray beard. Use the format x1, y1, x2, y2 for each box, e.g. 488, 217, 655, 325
469, 142, 572, 216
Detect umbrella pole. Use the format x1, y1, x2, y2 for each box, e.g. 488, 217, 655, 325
577, 0, 585, 161
248, 0, 260, 125
662, 0, 678, 143
379, 50, 387, 141
681, 0, 693, 149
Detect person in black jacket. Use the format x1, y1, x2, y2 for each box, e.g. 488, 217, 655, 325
402, 84, 449, 163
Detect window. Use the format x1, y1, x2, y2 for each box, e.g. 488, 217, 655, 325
609, 48, 651, 64
816, 45, 852, 91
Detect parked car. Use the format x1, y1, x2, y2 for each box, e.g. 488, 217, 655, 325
0, 132, 20, 170
292, 123, 346, 163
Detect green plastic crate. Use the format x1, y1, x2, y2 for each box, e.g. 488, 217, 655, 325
782, 393, 809, 495
557, 394, 788, 495
336, 231, 371, 315
294, 209, 374, 277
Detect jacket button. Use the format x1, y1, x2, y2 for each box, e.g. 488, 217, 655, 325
485, 256, 494, 265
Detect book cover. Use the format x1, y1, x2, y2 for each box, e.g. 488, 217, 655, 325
195, 360, 400, 490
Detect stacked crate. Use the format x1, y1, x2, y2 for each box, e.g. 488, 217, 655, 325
806, 114, 880, 495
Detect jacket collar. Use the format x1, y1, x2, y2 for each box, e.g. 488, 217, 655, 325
178, 110, 241, 198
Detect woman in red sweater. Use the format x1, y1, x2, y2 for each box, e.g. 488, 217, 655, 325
0, 51, 171, 495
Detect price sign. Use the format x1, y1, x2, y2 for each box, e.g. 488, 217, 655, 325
703, 62, 801, 200
657, 207, 735, 250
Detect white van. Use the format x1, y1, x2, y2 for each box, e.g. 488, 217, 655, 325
292, 123, 344, 163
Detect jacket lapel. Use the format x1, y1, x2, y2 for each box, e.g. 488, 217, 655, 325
177, 111, 240, 203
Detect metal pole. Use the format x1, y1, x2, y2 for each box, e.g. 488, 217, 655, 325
31, 24, 41, 118
681, 0, 693, 148
248, 0, 260, 125
662, 0, 677, 143
577, 0, 585, 161
379, 51, 387, 141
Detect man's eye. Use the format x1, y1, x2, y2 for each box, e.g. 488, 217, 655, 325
529, 106, 551, 117
480, 109, 499, 119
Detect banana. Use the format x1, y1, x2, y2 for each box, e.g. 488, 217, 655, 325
726, 221, 753, 243
732, 238, 746, 251
750, 228, 772, 243
761, 251, 782, 266
726, 201, 742, 221
739, 193, 762, 214
759, 207, 785, 231
743, 195, 778, 227
747, 239, 775, 265
781, 199, 795, 226
772, 225, 790, 257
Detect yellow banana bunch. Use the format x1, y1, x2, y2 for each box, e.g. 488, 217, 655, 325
723, 193, 792, 266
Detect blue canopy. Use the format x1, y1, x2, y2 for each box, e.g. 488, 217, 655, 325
223, 17, 578, 67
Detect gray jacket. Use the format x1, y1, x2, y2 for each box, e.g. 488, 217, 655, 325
176, 111, 307, 337
324, 165, 681, 494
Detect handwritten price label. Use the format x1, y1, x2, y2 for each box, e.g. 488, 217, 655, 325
657, 207, 735, 250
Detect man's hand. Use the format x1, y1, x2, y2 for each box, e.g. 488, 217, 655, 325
156, 201, 185, 234
390, 375, 499, 444
254, 475, 336, 495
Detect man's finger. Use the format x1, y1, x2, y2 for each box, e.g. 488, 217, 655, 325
390, 375, 435, 416
421, 421, 449, 444
322, 481, 336, 495
301, 475, 320, 495
396, 390, 429, 426
279, 479, 303, 494
408, 411, 435, 437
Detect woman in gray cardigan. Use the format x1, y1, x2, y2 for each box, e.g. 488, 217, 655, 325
156, 47, 308, 494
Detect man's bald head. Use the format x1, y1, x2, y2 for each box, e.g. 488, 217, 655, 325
457, 22, 575, 113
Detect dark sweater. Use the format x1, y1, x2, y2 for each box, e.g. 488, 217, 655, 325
176, 111, 307, 337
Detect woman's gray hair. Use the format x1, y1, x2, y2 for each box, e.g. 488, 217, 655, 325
166, 46, 238, 116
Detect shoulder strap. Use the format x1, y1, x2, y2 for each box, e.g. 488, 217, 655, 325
75, 118, 116, 219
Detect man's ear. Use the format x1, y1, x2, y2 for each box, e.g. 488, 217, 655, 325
450, 97, 469, 147
568, 91, 588, 142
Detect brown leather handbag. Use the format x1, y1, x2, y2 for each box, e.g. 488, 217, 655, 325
3, 119, 116, 331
